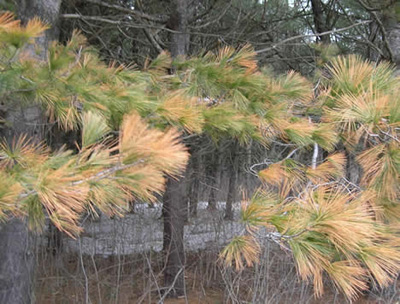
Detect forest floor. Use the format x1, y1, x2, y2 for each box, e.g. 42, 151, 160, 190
35, 249, 400, 303
35, 203, 400, 303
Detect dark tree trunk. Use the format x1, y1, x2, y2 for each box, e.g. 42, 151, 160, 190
387, 24, 400, 69
162, 0, 191, 298
311, 0, 331, 44
367, 20, 380, 61
47, 222, 63, 255
382, 3, 400, 69
207, 145, 222, 210
225, 141, 239, 221
347, 152, 362, 185
244, 140, 252, 191
0, 106, 43, 303
0, 219, 36, 304
46, 125, 80, 255
0, 1, 61, 303
168, 0, 190, 57
162, 175, 188, 298
187, 148, 200, 218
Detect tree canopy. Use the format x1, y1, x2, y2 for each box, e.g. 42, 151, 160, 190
1, 7, 400, 302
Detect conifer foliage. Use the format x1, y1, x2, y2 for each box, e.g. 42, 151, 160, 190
0, 13, 189, 236
2, 12, 400, 302
222, 56, 400, 300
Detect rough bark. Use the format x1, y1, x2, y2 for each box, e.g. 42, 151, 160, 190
207, 145, 222, 210
17, 0, 62, 50
0, 218, 36, 304
162, 0, 190, 297
168, 0, 190, 57
387, 25, 400, 68
311, 0, 331, 44
225, 141, 239, 221
244, 140, 252, 191
382, 3, 400, 69
0, 1, 62, 303
187, 148, 200, 218
162, 175, 187, 298
0, 107, 43, 303
346, 148, 363, 185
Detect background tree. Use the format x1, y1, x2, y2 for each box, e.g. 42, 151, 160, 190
0, 1, 62, 301
55, 0, 399, 74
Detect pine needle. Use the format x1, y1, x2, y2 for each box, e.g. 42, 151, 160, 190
220, 235, 260, 270
120, 112, 189, 176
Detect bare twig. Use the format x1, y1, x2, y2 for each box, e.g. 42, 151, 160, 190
85, 0, 167, 23
285, 148, 299, 160
378, 126, 400, 144
78, 235, 90, 304
157, 267, 184, 304
190, 0, 233, 30
255, 20, 372, 54
143, 28, 164, 53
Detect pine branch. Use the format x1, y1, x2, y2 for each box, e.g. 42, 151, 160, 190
71, 160, 144, 185
18, 160, 144, 200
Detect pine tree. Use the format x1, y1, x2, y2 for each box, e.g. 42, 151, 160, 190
221, 55, 400, 301
0, 14, 189, 232
148, 44, 313, 297
0, 13, 190, 302
2, 11, 400, 302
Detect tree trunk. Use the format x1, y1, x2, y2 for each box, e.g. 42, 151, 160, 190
162, 175, 187, 298
244, 140, 252, 191
168, 0, 190, 57
162, 0, 190, 298
0, 1, 61, 303
225, 141, 239, 221
187, 148, 200, 218
382, 2, 400, 69
207, 145, 222, 210
311, 0, 331, 44
347, 152, 362, 185
0, 106, 44, 304
17, 0, 61, 50
0, 218, 36, 304
0, 107, 44, 304
387, 25, 400, 69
